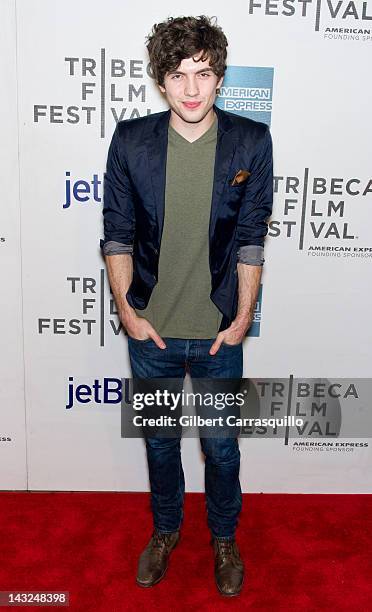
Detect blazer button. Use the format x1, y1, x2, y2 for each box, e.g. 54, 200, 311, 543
153, 247, 158, 255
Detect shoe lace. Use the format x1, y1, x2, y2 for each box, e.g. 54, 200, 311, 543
216, 539, 234, 560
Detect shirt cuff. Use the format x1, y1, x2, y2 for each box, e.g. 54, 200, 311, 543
101, 240, 133, 256
237, 245, 265, 266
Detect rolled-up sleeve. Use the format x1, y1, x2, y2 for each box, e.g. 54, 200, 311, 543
99, 123, 135, 254
235, 125, 273, 250
99, 240, 134, 256
237, 244, 265, 266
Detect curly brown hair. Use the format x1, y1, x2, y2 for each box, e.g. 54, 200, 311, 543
146, 15, 228, 86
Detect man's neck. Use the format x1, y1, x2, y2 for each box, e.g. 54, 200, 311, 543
169, 107, 216, 143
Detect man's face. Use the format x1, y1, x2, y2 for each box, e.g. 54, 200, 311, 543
158, 52, 223, 124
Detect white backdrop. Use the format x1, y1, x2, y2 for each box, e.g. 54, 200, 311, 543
1, 0, 371, 493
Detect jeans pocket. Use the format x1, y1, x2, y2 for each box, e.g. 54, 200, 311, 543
128, 335, 153, 344
222, 340, 242, 348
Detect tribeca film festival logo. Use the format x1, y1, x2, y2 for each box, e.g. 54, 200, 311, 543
34, 52, 153, 137
249, 0, 372, 41
37, 276, 263, 345
215, 66, 273, 126
269, 171, 372, 259
64, 377, 370, 450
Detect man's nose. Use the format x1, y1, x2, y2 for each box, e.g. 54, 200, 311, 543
184, 76, 199, 97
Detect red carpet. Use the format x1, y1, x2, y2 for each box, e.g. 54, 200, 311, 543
0, 492, 371, 610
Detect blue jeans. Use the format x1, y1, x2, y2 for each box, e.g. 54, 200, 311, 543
127, 337, 243, 539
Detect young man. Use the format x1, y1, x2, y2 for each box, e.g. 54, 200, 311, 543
100, 15, 273, 597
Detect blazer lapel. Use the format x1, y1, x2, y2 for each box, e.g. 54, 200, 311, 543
209, 105, 238, 240
145, 109, 171, 245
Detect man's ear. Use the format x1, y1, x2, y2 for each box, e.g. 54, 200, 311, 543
217, 75, 224, 90
158, 82, 166, 94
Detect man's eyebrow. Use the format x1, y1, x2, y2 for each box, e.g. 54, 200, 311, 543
168, 67, 214, 75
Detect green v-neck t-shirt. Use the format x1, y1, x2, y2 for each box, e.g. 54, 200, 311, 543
135, 115, 223, 339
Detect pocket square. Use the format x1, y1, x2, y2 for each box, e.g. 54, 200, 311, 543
230, 169, 251, 186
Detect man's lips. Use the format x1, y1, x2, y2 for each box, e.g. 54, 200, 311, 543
182, 101, 202, 109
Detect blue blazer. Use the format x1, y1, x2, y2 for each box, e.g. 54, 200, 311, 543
100, 104, 273, 332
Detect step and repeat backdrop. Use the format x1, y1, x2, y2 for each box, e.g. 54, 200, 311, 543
1, 0, 371, 492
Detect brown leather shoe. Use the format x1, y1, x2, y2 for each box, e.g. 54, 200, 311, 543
212, 537, 244, 596
136, 529, 180, 587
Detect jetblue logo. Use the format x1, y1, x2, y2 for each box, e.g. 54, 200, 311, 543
63, 171, 101, 208
66, 377, 130, 409
216, 66, 274, 126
